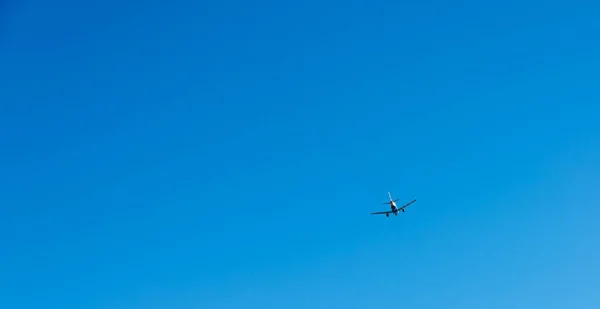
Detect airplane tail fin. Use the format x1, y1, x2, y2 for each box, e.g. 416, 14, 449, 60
383, 192, 393, 204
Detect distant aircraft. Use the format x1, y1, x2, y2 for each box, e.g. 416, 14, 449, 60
371, 192, 416, 217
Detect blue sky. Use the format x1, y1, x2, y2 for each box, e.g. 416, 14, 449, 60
1, 1, 600, 308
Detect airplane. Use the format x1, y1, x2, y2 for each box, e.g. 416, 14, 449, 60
371, 192, 416, 217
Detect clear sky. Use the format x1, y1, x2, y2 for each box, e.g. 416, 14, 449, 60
2, 1, 600, 308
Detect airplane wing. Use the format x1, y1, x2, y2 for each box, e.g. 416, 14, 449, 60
399, 199, 417, 209
371, 211, 392, 215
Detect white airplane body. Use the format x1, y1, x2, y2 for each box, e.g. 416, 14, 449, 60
371, 192, 416, 217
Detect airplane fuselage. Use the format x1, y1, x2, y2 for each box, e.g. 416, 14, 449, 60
389, 201, 402, 215
389, 202, 405, 215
